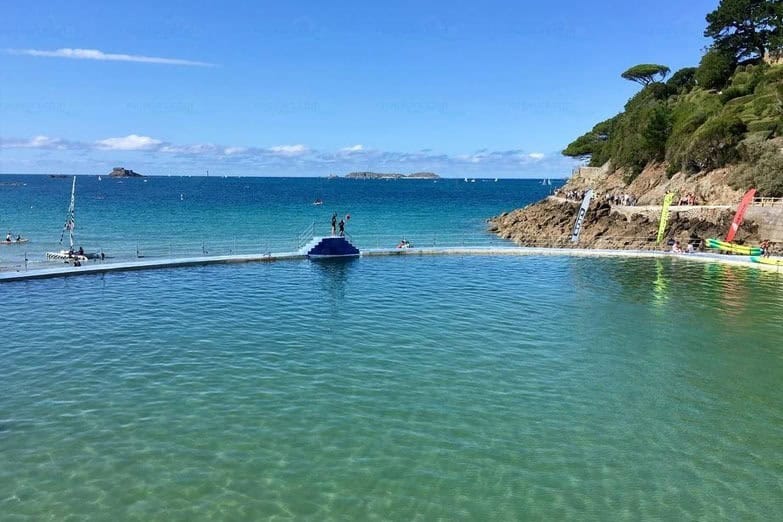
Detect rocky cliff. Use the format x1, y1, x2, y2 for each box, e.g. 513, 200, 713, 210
489, 165, 763, 250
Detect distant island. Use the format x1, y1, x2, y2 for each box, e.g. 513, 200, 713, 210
109, 167, 144, 178
344, 171, 440, 180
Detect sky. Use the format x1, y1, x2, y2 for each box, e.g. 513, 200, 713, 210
0, 0, 719, 177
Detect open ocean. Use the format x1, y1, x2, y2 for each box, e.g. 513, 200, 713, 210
2, 175, 783, 519
0, 175, 549, 269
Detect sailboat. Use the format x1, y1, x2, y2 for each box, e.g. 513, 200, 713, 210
46, 177, 100, 262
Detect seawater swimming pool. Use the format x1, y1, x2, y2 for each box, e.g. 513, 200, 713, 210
2, 255, 782, 519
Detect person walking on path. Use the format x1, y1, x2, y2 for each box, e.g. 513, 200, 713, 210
338, 218, 345, 237
331, 213, 337, 235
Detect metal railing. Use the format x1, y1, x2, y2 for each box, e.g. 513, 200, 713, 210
752, 197, 783, 207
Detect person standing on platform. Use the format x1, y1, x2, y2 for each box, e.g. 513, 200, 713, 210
331, 213, 337, 235
338, 218, 345, 237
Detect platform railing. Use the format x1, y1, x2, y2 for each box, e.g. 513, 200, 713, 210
752, 197, 783, 207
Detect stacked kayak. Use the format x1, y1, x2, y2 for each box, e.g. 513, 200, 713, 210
750, 256, 783, 266
705, 238, 762, 256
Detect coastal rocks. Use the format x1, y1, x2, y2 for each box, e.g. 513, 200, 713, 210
109, 167, 143, 177
567, 162, 744, 205
489, 197, 759, 250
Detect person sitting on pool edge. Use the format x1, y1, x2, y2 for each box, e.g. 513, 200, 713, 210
671, 240, 683, 254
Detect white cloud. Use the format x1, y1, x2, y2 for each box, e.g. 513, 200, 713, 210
96, 134, 162, 151
1, 133, 580, 176
0, 135, 65, 149
6, 48, 214, 67
268, 144, 308, 156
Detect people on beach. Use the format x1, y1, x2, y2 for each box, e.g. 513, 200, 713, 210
556, 189, 637, 207
331, 213, 337, 235
677, 192, 698, 206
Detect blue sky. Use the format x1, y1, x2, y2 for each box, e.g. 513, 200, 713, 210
0, 0, 718, 177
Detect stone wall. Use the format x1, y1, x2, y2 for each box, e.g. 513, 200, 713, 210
746, 205, 783, 241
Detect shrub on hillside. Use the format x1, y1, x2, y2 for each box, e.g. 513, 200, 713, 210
606, 99, 673, 179
733, 141, 783, 196
720, 85, 752, 103
681, 115, 747, 172
666, 67, 697, 94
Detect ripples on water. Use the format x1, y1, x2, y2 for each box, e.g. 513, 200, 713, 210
2, 256, 782, 519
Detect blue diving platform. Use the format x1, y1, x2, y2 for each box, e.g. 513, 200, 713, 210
305, 236, 360, 258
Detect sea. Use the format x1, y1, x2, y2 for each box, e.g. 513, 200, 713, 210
2, 175, 782, 520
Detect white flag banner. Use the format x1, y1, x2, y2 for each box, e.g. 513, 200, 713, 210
570, 190, 594, 243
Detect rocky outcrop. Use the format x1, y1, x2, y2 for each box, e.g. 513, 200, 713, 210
488, 160, 771, 250
109, 167, 143, 177
489, 197, 759, 250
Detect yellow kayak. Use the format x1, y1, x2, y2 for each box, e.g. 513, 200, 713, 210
705, 238, 762, 256
750, 256, 783, 266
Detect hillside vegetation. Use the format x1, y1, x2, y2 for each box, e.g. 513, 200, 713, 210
564, 0, 783, 196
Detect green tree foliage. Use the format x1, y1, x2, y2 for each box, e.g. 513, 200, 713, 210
620, 64, 671, 86
695, 48, 736, 89
562, 118, 615, 164
563, 3, 783, 183
681, 115, 747, 172
666, 67, 698, 93
733, 141, 783, 195
705, 0, 783, 61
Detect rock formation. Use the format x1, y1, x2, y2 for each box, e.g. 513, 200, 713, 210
109, 167, 143, 178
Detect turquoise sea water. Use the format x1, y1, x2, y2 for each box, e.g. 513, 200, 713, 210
0, 175, 550, 269
2, 177, 783, 519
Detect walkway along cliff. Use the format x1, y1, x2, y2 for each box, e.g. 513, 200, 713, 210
489, 165, 783, 251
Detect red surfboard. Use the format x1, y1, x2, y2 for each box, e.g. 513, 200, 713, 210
725, 188, 756, 243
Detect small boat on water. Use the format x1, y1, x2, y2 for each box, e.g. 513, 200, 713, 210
705, 238, 762, 256
46, 177, 101, 263
751, 256, 783, 266
313, 198, 324, 206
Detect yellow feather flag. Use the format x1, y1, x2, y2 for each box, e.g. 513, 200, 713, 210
656, 192, 675, 244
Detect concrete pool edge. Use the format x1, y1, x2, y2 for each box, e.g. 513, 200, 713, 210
2, 246, 781, 283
